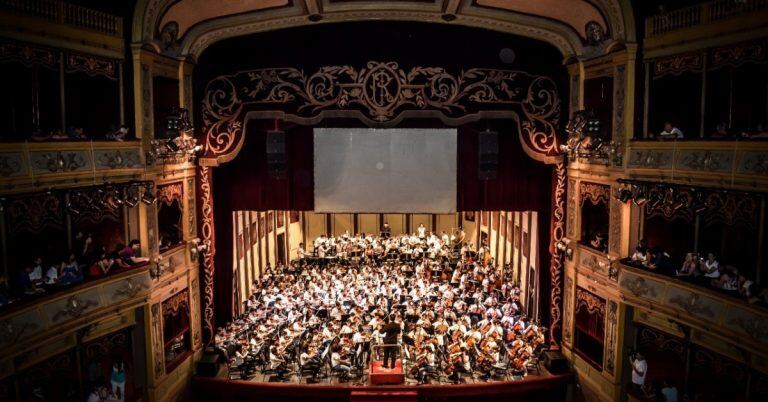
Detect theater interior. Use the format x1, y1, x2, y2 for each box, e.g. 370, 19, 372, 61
0, 1, 767, 402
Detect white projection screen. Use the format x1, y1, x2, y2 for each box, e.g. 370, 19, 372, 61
314, 128, 457, 213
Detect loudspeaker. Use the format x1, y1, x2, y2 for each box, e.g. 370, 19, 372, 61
541, 350, 569, 374
196, 352, 221, 377
478, 129, 498, 180
266, 130, 287, 179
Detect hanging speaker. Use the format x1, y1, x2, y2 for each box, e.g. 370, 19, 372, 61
266, 130, 287, 179
478, 129, 498, 180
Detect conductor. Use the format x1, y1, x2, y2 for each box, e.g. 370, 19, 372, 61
381, 315, 401, 369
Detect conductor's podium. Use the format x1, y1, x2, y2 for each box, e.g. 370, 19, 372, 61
370, 359, 405, 385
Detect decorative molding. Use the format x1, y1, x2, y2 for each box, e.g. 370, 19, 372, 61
604, 300, 618, 374
6, 194, 64, 234
645, 187, 694, 223
0, 153, 25, 177
190, 278, 202, 349
0, 40, 58, 69
575, 287, 606, 316
627, 149, 674, 169
738, 151, 768, 175
186, 177, 196, 238
162, 288, 190, 317
30, 151, 90, 173
197, 166, 216, 345
141, 64, 153, 138
668, 292, 715, 319
549, 162, 566, 347
567, 178, 576, 238
94, 149, 142, 169
609, 196, 622, 255
729, 316, 768, 341
65, 53, 117, 79
612, 65, 625, 147
620, 275, 657, 298
51, 295, 99, 322
150, 303, 165, 379
579, 181, 610, 206
202, 61, 561, 163
653, 52, 703, 78
703, 192, 759, 228
677, 150, 733, 173
710, 40, 766, 69
0, 320, 38, 345
112, 277, 149, 300
147, 202, 159, 254
563, 276, 574, 345
157, 182, 183, 206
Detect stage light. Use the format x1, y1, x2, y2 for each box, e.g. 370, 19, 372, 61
141, 184, 156, 205
691, 191, 708, 214
615, 186, 633, 203
648, 187, 664, 208
632, 185, 648, 206
124, 186, 139, 207
66, 192, 81, 216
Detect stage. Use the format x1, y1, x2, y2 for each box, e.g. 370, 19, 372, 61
191, 363, 572, 402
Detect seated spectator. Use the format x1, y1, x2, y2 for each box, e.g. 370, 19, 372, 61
106, 125, 130, 141
658, 121, 683, 140
66, 126, 87, 140
29, 257, 45, 287
713, 267, 738, 291
120, 240, 150, 266
676, 253, 697, 277
631, 246, 647, 263
17, 265, 44, 295
660, 379, 678, 402
739, 273, 755, 299
88, 254, 114, 279
0, 275, 12, 306
74, 231, 95, 262
711, 123, 732, 139
45, 263, 59, 285
58, 253, 84, 285
589, 232, 607, 252
700, 253, 720, 279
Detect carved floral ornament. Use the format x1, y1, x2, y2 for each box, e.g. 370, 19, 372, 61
0, 319, 38, 344
668, 292, 715, 319
575, 287, 606, 316
52, 295, 99, 322
201, 61, 561, 163
157, 182, 184, 206
579, 182, 610, 206
621, 275, 657, 298
112, 278, 149, 300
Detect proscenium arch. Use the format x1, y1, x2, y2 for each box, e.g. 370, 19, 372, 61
132, 0, 635, 62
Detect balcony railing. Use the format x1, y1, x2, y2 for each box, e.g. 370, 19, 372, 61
646, 0, 768, 38
0, 0, 122, 36
618, 261, 768, 353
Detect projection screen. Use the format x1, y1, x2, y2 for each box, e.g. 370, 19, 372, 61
314, 128, 457, 213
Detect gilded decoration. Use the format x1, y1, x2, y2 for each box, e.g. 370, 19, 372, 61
677, 150, 733, 172
563, 276, 574, 345
0, 153, 24, 177
604, 300, 618, 374
0, 320, 38, 344
710, 40, 766, 69
197, 166, 215, 344
65, 53, 117, 79
157, 182, 183, 206
186, 177, 196, 238
609, 197, 622, 255
567, 178, 576, 237
70, 187, 121, 225
52, 295, 99, 322
729, 316, 768, 342
30, 151, 89, 173
621, 275, 658, 298
627, 149, 673, 169
150, 303, 165, 378
202, 61, 561, 161
95, 149, 142, 169
6, 194, 64, 234
549, 162, 566, 346
147, 202, 158, 254
612, 66, 625, 145
579, 181, 610, 206
653, 52, 703, 78
740, 151, 768, 175
575, 287, 606, 316
112, 278, 149, 300
703, 193, 759, 228
668, 292, 715, 319
0, 40, 58, 69
645, 188, 694, 223
162, 289, 190, 318
191, 278, 202, 348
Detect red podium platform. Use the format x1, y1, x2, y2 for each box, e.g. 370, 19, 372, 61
369, 360, 405, 385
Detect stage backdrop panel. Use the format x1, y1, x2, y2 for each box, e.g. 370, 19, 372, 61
314, 128, 457, 213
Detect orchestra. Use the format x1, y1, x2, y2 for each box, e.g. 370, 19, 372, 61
215, 231, 546, 384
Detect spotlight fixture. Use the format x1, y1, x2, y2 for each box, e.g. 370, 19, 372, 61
615, 186, 633, 203
149, 108, 199, 164
124, 186, 139, 207
691, 191, 708, 214
632, 185, 648, 206
141, 184, 156, 205
648, 187, 664, 208
66, 192, 81, 216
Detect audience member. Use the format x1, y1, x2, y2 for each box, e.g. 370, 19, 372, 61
658, 122, 683, 140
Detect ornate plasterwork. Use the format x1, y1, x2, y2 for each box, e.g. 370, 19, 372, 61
579, 181, 610, 206
150, 303, 165, 379
112, 278, 149, 300
611, 65, 625, 164
0, 320, 38, 344
604, 300, 618, 374
739, 151, 768, 175
567, 178, 576, 238
627, 149, 673, 169
668, 292, 715, 319
710, 40, 766, 69
186, 177, 196, 238
65, 53, 117, 79
703, 192, 758, 228
677, 150, 734, 173
549, 162, 566, 347
608, 196, 622, 255
190, 278, 202, 349
6, 194, 64, 234
30, 151, 90, 173
621, 276, 657, 298
653, 52, 703, 78
0, 153, 25, 177
157, 182, 183, 206
94, 149, 142, 169
575, 287, 606, 316
202, 61, 561, 164
197, 166, 216, 345
562, 276, 574, 346
52, 296, 99, 322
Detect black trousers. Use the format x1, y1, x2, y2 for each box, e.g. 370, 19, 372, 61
383, 345, 397, 368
